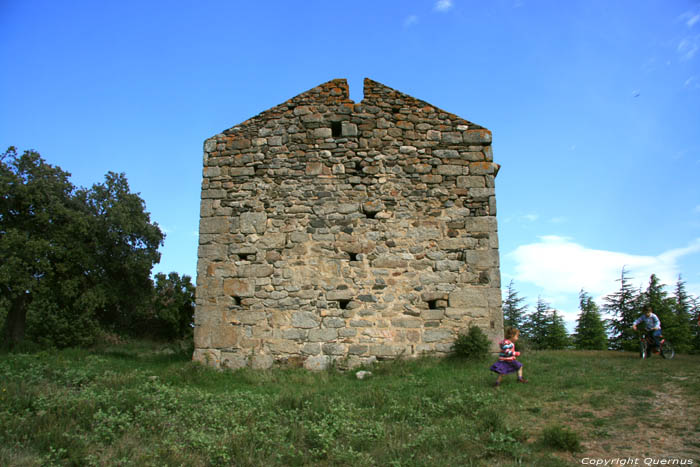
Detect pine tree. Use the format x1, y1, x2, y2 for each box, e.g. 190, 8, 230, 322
502, 280, 528, 330
690, 296, 700, 354
524, 297, 549, 350
670, 275, 693, 353
574, 290, 608, 350
544, 309, 571, 350
642, 275, 680, 349
604, 268, 640, 351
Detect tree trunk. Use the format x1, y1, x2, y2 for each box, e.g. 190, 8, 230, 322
2, 293, 28, 349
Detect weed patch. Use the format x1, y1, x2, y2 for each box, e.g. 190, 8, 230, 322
1, 345, 699, 465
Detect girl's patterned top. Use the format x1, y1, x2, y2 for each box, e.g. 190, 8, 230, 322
498, 339, 521, 361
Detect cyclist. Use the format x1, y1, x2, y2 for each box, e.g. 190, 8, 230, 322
632, 305, 662, 354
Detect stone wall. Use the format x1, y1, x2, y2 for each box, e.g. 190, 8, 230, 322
193, 78, 502, 370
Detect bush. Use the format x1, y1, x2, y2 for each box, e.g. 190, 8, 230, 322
452, 325, 490, 360
540, 425, 582, 452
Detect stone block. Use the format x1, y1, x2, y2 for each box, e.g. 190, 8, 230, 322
240, 212, 267, 234
449, 287, 488, 308
260, 233, 286, 249
442, 132, 463, 144
304, 355, 330, 371
322, 343, 346, 355
268, 339, 299, 354
200, 217, 230, 234
370, 344, 401, 357
292, 311, 321, 329
221, 351, 248, 370
456, 176, 485, 188
251, 354, 274, 369
437, 165, 464, 176
314, 128, 332, 138
323, 317, 346, 328
301, 343, 321, 355
308, 328, 338, 342
342, 122, 358, 136
348, 344, 368, 355
230, 167, 255, 176
372, 255, 408, 269
423, 329, 452, 343
327, 289, 355, 301
223, 278, 254, 297
421, 309, 445, 320
462, 129, 492, 144
197, 243, 227, 262
433, 149, 459, 159
192, 348, 221, 368
464, 250, 499, 268
391, 318, 422, 328
234, 310, 267, 325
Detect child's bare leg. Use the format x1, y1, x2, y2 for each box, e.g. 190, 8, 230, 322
517, 366, 528, 383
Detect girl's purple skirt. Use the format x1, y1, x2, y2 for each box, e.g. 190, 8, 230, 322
490, 360, 522, 375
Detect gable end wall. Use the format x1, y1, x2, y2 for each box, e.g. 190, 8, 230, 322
194, 78, 503, 370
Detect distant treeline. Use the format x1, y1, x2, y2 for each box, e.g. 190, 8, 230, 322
1, 147, 194, 350
503, 270, 700, 354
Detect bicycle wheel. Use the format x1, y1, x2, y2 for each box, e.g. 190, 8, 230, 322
661, 341, 675, 359
639, 340, 647, 359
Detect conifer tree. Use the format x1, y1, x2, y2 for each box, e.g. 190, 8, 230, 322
604, 268, 640, 351
523, 297, 549, 349
690, 296, 700, 354
502, 280, 528, 330
669, 275, 693, 353
574, 290, 608, 350
642, 275, 680, 350
544, 309, 571, 350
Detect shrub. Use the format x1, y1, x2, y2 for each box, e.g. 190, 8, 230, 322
540, 425, 582, 452
452, 325, 490, 360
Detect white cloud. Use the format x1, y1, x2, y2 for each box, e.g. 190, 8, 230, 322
403, 15, 419, 28
509, 236, 700, 298
681, 10, 700, 28
685, 75, 700, 89
522, 214, 538, 222
434, 0, 453, 12
678, 36, 699, 61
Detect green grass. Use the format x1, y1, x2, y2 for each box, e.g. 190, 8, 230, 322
1, 344, 699, 466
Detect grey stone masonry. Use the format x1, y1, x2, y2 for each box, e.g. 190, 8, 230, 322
193, 78, 503, 371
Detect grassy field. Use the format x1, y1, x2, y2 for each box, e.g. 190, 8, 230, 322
1, 341, 699, 466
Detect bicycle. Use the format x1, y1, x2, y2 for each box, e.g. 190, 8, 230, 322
638, 331, 675, 359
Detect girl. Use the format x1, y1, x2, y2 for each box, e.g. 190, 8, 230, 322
490, 327, 528, 387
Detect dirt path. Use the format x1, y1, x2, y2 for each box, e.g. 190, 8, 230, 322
576, 381, 700, 463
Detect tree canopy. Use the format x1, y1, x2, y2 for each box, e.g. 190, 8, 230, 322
1, 147, 166, 348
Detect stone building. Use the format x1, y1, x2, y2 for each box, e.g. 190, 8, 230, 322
193, 78, 502, 370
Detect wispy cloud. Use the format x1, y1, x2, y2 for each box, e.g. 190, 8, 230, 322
403, 15, 419, 28
510, 236, 700, 299
680, 10, 700, 28
522, 214, 538, 222
685, 75, 700, 89
678, 36, 699, 61
434, 0, 453, 12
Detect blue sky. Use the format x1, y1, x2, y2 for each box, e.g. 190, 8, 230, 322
2, 0, 699, 330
